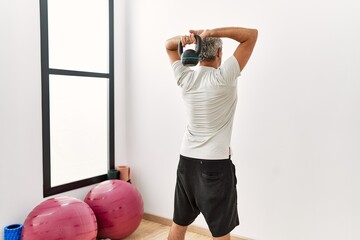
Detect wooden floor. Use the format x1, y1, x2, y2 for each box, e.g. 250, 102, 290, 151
123, 219, 212, 240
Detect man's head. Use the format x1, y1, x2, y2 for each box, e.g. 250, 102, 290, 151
199, 37, 223, 67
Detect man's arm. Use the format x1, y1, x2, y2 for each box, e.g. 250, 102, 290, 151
190, 27, 258, 71
165, 35, 181, 64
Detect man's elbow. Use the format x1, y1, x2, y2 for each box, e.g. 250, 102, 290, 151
251, 29, 258, 41
165, 39, 171, 50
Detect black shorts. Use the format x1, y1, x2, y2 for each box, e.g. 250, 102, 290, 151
173, 155, 239, 237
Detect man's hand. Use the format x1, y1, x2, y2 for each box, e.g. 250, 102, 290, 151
189, 29, 210, 40
180, 35, 196, 47
181, 29, 211, 47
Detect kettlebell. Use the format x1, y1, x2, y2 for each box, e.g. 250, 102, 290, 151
178, 35, 202, 67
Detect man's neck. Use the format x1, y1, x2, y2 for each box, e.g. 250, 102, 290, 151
200, 60, 218, 68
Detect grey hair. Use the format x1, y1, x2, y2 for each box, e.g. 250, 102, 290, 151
199, 37, 223, 61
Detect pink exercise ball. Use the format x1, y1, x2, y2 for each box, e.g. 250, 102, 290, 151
22, 196, 97, 240
85, 180, 144, 239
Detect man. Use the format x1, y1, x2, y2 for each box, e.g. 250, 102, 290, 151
165, 27, 258, 240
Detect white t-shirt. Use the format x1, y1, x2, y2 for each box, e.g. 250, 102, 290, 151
172, 55, 241, 159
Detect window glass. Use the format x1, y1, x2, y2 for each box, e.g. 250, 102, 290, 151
48, 0, 109, 73
49, 75, 109, 186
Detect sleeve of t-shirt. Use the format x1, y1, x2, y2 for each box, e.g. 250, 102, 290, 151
219, 55, 241, 85
172, 60, 193, 87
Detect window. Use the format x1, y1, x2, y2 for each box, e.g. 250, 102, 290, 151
40, 0, 114, 197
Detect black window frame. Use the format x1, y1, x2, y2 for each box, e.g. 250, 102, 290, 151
39, 0, 115, 197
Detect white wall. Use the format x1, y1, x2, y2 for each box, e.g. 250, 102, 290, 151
126, 0, 360, 239
0, 1, 127, 239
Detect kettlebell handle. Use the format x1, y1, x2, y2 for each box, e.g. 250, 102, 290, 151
178, 35, 202, 56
